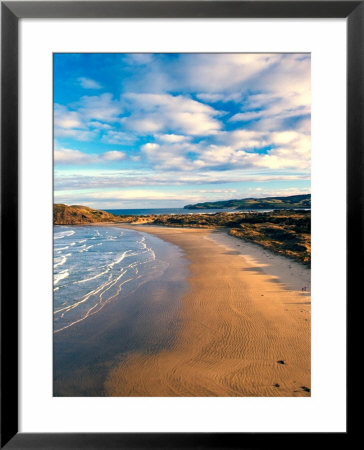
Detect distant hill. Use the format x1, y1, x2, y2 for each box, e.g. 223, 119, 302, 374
184, 194, 311, 210
54, 204, 120, 225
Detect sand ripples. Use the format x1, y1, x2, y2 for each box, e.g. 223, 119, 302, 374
105, 227, 310, 397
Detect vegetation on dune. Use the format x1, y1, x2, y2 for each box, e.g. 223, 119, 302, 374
54, 204, 311, 265
184, 194, 311, 210
228, 215, 311, 265
152, 210, 311, 265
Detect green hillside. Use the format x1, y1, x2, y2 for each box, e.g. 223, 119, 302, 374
184, 194, 311, 210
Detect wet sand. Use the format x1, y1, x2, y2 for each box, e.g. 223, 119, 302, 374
53, 230, 188, 396
105, 225, 311, 397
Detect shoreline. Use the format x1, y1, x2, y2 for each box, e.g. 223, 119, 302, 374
106, 225, 311, 397
116, 223, 310, 292
80, 218, 310, 267
53, 227, 189, 396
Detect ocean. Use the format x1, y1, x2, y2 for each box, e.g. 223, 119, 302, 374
105, 208, 235, 215
104, 208, 305, 216
53, 225, 173, 333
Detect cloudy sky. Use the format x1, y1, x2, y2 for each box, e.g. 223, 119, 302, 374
54, 53, 311, 209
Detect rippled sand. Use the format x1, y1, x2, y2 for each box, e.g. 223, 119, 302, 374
106, 226, 311, 397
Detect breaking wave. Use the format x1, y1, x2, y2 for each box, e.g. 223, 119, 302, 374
53, 226, 163, 333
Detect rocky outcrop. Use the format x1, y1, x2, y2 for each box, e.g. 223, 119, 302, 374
53, 204, 120, 224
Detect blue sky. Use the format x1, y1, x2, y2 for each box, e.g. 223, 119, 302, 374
54, 53, 311, 209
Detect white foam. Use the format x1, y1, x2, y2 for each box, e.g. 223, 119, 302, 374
55, 245, 69, 252
73, 250, 130, 285
54, 230, 75, 240
54, 269, 69, 285
53, 253, 71, 268
78, 244, 94, 253
53, 228, 161, 333
108, 250, 130, 269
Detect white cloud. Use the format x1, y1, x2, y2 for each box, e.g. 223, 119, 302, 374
231, 91, 310, 130
54, 168, 309, 191
196, 93, 226, 103
77, 93, 122, 122
102, 151, 126, 161
120, 55, 310, 115
247, 186, 311, 198
88, 121, 112, 130
122, 93, 221, 136
199, 189, 238, 194
196, 93, 241, 103
127, 54, 282, 95
180, 54, 283, 92
90, 190, 183, 200
54, 149, 98, 165
122, 53, 310, 135
54, 105, 85, 130
227, 56, 310, 132
124, 54, 154, 65
156, 134, 190, 143
78, 77, 102, 89
101, 130, 136, 145
141, 140, 205, 171
55, 189, 203, 204
54, 110, 83, 129
229, 111, 264, 122
54, 148, 128, 165
219, 129, 269, 150
141, 143, 159, 151
54, 94, 123, 142
54, 128, 99, 142
138, 125, 310, 172
54, 105, 92, 141
255, 146, 310, 170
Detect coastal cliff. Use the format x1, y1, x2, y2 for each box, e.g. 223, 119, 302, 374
53, 204, 122, 225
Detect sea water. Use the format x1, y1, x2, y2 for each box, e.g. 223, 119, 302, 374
105, 208, 309, 216
105, 208, 235, 215
53, 226, 168, 333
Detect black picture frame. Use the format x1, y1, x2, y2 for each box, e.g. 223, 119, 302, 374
1, 1, 357, 448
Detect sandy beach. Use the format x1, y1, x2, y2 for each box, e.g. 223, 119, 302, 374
105, 225, 311, 397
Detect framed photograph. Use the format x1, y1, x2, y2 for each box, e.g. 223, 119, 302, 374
1, 1, 356, 448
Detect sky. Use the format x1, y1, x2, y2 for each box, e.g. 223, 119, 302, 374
54, 53, 311, 209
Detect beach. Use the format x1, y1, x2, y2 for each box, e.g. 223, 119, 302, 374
105, 225, 311, 397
